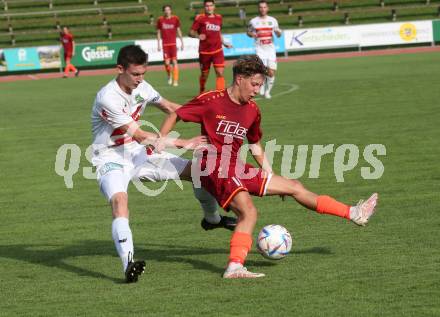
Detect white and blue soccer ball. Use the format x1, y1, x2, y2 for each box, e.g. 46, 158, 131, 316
256, 224, 293, 260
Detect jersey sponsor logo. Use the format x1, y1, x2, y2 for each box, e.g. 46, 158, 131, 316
206, 23, 221, 31
162, 23, 175, 30
216, 119, 247, 140
82, 46, 115, 62
216, 114, 226, 120
99, 162, 123, 176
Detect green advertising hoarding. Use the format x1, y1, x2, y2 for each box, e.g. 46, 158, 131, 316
64, 40, 134, 67
433, 20, 440, 42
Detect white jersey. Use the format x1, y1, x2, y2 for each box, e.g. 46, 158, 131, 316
91, 79, 162, 166
248, 15, 280, 60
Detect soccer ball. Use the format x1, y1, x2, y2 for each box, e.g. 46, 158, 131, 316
256, 224, 292, 260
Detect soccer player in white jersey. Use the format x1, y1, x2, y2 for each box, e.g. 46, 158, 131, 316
247, 0, 282, 99
91, 45, 237, 283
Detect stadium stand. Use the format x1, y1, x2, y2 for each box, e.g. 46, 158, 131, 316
1, 0, 439, 48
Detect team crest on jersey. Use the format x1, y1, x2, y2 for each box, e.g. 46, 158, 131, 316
135, 94, 145, 104
216, 120, 248, 140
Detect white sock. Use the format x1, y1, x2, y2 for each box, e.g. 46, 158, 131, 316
193, 186, 221, 224
226, 261, 243, 272
112, 217, 134, 272
266, 76, 275, 95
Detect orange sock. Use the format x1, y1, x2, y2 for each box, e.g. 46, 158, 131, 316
165, 64, 171, 77
64, 63, 77, 75
173, 66, 179, 83
216, 76, 225, 90
199, 75, 207, 94
316, 195, 350, 219
70, 64, 77, 73
229, 231, 253, 265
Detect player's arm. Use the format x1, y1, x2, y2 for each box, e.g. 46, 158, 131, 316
72, 40, 75, 56
119, 120, 204, 150
246, 22, 257, 38
160, 112, 180, 137
152, 98, 181, 114
249, 142, 273, 174
221, 34, 232, 48
156, 29, 162, 51
177, 27, 184, 50
274, 20, 282, 37
189, 29, 201, 39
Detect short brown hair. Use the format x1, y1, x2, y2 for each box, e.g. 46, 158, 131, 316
117, 45, 148, 69
232, 55, 268, 79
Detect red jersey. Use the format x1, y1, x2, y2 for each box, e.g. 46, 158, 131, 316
191, 13, 223, 54
176, 90, 262, 164
156, 15, 180, 46
60, 33, 74, 54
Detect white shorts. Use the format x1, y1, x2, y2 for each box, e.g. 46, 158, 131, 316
96, 148, 188, 201
260, 57, 277, 71
256, 47, 277, 71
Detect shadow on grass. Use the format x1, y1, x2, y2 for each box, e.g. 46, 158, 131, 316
0, 241, 331, 283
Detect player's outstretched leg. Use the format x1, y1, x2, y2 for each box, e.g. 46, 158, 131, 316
223, 191, 265, 279
265, 175, 379, 226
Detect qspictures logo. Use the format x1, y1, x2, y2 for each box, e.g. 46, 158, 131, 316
82, 46, 115, 63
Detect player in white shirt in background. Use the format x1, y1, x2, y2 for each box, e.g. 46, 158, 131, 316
247, 0, 282, 99
91, 45, 237, 283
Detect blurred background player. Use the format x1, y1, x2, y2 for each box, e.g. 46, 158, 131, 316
247, 1, 281, 99
160, 55, 378, 279
189, 0, 232, 94
60, 26, 79, 78
156, 5, 183, 87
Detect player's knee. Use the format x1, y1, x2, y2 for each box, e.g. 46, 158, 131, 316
239, 202, 258, 223
111, 192, 129, 218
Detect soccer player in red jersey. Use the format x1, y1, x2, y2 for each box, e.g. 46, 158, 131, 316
156, 5, 183, 87
160, 55, 379, 279
60, 26, 79, 78
189, 0, 232, 94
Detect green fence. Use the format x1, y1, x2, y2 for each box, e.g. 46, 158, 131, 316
433, 20, 440, 42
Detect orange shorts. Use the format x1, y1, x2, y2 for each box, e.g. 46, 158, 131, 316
199, 162, 271, 210
163, 45, 177, 61
199, 50, 225, 72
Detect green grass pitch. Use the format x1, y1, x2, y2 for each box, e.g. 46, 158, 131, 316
0, 52, 439, 316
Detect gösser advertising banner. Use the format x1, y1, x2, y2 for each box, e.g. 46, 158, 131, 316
284, 20, 433, 50
66, 41, 134, 67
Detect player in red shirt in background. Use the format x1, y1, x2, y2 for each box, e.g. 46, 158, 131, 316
189, 0, 232, 94
60, 26, 79, 78
156, 5, 183, 87
160, 55, 379, 279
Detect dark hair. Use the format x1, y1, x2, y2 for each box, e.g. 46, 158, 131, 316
232, 55, 268, 79
162, 4, 171, 11
204, 0, 214, 4
117, 45, 148, 69
258, 0, 268, 4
